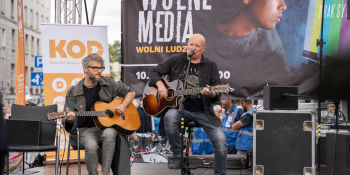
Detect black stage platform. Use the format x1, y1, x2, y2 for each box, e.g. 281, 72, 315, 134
14, 162, 252, 175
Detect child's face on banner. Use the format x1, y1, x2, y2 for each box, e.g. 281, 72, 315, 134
248, 0, 287, 29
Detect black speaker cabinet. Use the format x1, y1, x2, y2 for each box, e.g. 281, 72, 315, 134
326, 132, 350, 175
348, 0, 350, 20
263, 86, 298, 110
253, 110, 315, 175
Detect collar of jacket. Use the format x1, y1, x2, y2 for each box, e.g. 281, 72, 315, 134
71, 76, 109, 96
181, 52, 210, 64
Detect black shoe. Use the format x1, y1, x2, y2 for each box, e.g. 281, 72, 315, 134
168, 157, 181, 169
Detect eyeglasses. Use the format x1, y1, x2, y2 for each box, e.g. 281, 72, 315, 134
88, 66, 105, 71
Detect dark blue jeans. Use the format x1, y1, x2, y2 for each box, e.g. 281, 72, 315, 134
164, 108, 227, 175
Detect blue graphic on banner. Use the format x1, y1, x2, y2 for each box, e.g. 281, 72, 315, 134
31, 72, 43, 86
34, 56, 43, 68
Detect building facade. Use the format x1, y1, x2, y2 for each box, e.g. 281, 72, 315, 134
0, 0, 50, 105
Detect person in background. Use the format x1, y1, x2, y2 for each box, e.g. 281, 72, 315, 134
213, 105, 223, 120
0, 93, 7, 173
2, 106, 11, 119
324, 103, 346, 124
232, 99, 254, 156
134, 99, 153, 151
209, 0, 290, 97
221, 96, 243, 154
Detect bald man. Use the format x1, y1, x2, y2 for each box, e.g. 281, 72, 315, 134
148, 34, 227, 175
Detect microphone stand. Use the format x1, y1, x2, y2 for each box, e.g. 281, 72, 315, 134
180, 52, 194, 175
316, 0, 326, 174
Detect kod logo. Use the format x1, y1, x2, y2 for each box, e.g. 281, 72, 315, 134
49, 40, 103, 58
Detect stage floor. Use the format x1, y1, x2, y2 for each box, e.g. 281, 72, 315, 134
12, 162, 252, 175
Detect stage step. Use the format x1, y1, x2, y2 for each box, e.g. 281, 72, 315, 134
167, 154, 246, 169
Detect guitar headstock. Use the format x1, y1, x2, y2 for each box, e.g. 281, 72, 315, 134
211, 84, 234, 94
47, 112, 65, 121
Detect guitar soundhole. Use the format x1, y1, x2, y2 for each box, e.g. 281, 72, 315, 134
105, 110, 114, 118
168, 89, 174, 98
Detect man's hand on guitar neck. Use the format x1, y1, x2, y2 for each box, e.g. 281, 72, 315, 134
156, 81, 168, 98
201, 84, 216, 98
65, 107, 76, 124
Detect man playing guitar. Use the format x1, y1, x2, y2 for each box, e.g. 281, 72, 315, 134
148, 34, 227, 175
63, 54, 135, 175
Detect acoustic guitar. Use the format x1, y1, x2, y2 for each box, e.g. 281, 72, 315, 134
143, 78, 233, 117
47, 98, 140, 135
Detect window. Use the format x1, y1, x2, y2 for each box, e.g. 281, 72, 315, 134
35, 12, 39, 29
24, 6, 28, 26
25, 34, 28, 53
30, 9, 33, 28
11, 0, 14, 19
10, 63, 15, 94
0, 0, 5, 15
36, 38, 40, 56
1, 28, 5, 47
31, 36, 34, 55
11, 29, 16, 51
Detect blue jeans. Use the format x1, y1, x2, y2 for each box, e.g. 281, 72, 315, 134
80, 127, 118, 175
164, 109, 227, 175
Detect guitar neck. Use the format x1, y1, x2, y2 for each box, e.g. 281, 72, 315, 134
75, 111, 106, 117
174, 87, 202, 96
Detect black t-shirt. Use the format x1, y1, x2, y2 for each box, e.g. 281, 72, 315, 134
240, 113, 253, 127
78, 84, 101, 128
179, 63, 204, 112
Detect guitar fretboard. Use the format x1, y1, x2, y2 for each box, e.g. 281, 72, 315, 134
174, 87, 203, 96
75, 111, 106, 117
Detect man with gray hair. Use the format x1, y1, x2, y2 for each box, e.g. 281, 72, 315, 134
149, 34, 227, 175
63, 54, 136, 175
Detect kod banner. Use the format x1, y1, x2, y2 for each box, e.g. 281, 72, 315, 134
41, 24, 109, 111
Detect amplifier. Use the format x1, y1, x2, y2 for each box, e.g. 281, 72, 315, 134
263, 86, 298, 110
253, 110, 316, 175
326, 132, 350, 175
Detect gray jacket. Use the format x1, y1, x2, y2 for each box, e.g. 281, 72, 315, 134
63, 76, 134, 132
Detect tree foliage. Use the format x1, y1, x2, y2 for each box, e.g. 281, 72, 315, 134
109, 40, 121, 79
109, 40, 121, 63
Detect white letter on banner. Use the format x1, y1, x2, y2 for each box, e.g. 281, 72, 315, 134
142, 0, 158, 10
177, 0, 186, 10
138, 11, 153, 44
190, 0, 201, 10
155, 11, 165, 42
164, 11, 174, 42
176, 11, 182, 43
182, 11, 193, 43
202, 0, 211, 10
162, 0, 173, 10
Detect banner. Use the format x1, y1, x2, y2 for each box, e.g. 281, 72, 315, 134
15, 0, 25, 105
122, 0, 349, 98
42, 24, 109, 111
303, 0, 349, 59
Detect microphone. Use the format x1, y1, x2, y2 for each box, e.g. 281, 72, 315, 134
188, 50, 195, 57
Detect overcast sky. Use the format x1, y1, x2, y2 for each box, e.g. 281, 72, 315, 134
51, 0, 122, 43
